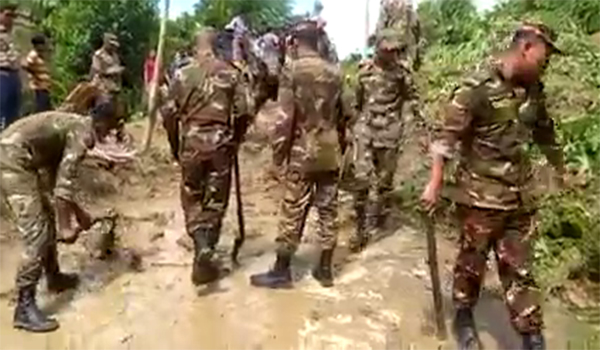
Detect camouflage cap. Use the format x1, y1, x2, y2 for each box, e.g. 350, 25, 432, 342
103, 32, 120, 47
376, 28, 404, 51
519, 21, 562, 54
291, 20, 320, 36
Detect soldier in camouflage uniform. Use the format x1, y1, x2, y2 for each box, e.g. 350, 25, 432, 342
161, 28, 257, 286
89, 33, 126, 142
0, 107, 116, 332
421, 23, 565, 350
250, 20, 349, 289
376, 0, 421, 71
349, 32, 419, 253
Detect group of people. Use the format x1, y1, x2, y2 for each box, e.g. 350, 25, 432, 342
0, 4, 52, 129
0, 1, 566, 350
0, 3, 126, 136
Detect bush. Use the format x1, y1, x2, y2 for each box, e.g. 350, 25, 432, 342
43, 0, 159, 111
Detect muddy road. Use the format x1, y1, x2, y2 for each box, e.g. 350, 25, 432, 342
0, 120, 596, 350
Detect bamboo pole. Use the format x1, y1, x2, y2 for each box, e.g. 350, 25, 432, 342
365, 0, 370, 47
142, 0, 170, 153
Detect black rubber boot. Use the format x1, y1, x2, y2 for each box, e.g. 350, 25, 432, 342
47, 273, 80, 293
350, 200, 369, 253
191, 229, 220, 286
250, 253, 293, 289
312, 249, 334, 288
522, 332, 546, 350
13, 286, 59, 333
454, 307, 480, 350
191, 257, 220, 286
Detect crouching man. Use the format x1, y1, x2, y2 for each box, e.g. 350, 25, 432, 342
0, 106, 113, 332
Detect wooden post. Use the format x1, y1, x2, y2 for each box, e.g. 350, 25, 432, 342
365, 0, 370, 47
142, 0, 169, 153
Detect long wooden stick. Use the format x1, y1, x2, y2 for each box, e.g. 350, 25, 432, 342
231, 153, 245, 265
142, 0, 170, 152
422, 209, 447, 340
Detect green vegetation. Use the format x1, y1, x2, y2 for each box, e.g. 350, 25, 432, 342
12, 0, 292, 114
44, 0, 159, 108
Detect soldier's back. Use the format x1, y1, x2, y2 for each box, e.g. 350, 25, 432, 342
0, 112, 87, 169
287, 49, 342, 172
290, 50, 341, 127
175, 54, 242, 128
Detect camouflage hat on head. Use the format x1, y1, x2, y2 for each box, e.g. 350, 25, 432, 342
376, 28, 403, 51
518, 21, 562, 54
103, 32, 120, 47
291, 20, 320, 35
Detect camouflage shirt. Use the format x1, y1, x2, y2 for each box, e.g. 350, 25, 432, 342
354, 59, 417, 148
272, 47, 348, 172
431, 61, 563, 210
90, 47, 123, 93
163, 52, 253, 157
0, 112, 90, 202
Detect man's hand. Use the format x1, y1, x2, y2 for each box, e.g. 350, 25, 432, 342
421, 179, 442, 212
56, 198, 92, 244
421, 154, 445, 212
106, 65, 125, 76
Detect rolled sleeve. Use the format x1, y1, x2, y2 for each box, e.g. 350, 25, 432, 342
431, 85, 474, 159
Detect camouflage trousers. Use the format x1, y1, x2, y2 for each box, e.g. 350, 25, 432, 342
0, 152, 60, 289
453, 205, 543, 334
353, 145, 399, 232
276, 170, 339, 255
179, 142, 233, 258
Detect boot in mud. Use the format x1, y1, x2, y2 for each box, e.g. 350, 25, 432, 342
522, 332, 546, 350
250, 253, 293, 289
47, 272, 80, 293
374, 195, 391, 230
191, 229, 220, 285
454, 307, 480, 350
13, 286, 59, 333
350, 199, 369, 253
191, 258, 220, 286
312, 249, 334, 287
